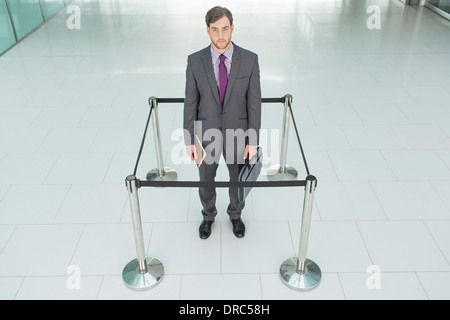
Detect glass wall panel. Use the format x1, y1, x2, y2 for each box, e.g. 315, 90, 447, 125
426, 0, 450, 14
0, 0, 17, 55
8, 0, 44, 40
41, 0, 65, 20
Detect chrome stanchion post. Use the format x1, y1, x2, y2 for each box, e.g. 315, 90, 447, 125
267, 94, 298, 181
279, 175, 321, 291
146, 96, 177, 181
122, 175, 164, 290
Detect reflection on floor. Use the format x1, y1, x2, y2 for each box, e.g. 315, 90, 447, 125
1, 0, 450, 300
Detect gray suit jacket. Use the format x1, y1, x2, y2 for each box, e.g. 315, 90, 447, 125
183, 43, 261, 147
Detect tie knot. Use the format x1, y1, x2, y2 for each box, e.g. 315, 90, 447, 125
220, 54, 226, 64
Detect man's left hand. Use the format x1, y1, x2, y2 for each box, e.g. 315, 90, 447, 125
244, 145, 257, 160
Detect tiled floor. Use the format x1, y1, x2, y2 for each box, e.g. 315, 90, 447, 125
1, 0, 450, 300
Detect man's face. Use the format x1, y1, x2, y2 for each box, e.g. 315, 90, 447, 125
207, 16, 234, 53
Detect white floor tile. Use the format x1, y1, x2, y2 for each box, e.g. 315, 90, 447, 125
0, 185, 70, 224
357, 221, 450, 272
315, 182, 386, 220
397, 104, 450, 125
371, 181, 450, 220
180, 274, 262, 300
221, 221, 294, 274
0, 89, 36, 107
102, 152, 160, 184
89, 127, 143, 153
44, 153, 113, 184
424, 220, 450, 264
252, 186, 320, 222
382, 150, 450, 181
392, 125, 450, 149
26, 89, 77, 108
353, 104, 411, 125
55, 184, 127, 223
0, 185, 9, 201
342, 125, 404, 150
98, 275, 181, 300
0, 154, 58, 185
78, 107, 132, 128
23, 74, 69, 90
339, 272, 428, 300
15, 276, 103, 300
30, 108, 87, 128
110, 88, 155, 111
430, 181, 450, 211
0, 225, 84, 276
441, 124, 450, 140
302, 150, 338, 182
417, 272, 450, 300
126, 187, 190, 223
0, 108, 42, 129
61, 74, 107, 91
323, 87, 414, 104
148, 223, 221, 275
291, 221, 373, 273
0, 0, 449, 300
308, 104, 362, 125
261, 273, 344, 300
0, 128, 49, 153
300, 126, 352, 151
70, 223, 153, 276
68, 88, 118, 108
328, 150, 396, 181
0, 225, 15, 251
405, 86, 450, 104
37, 127, 98, 153
371, 71, 419, 87
0, 277, 23, 299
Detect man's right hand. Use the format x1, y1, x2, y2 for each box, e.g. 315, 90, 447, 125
186, 144, 198, 161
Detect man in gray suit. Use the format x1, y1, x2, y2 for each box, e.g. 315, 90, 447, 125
184, 6, 261, 239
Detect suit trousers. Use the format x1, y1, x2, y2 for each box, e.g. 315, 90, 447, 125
198, 128, 246, 221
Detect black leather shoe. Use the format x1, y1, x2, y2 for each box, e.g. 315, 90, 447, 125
199, 219, 214, 239
230, 218, 245, 238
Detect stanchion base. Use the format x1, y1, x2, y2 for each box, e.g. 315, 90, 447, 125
122, 257, 164, 291
279, 257, 321, 291
146, 168, 177, 182
266, 164, 298, 181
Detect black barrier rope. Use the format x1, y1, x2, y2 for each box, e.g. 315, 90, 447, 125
133, 102, 153, 176
124, 95, 321, 292
287, 98, 310, 176
131, 95, 311, 189
138, 179, 306, 188
156, 97, 286, 104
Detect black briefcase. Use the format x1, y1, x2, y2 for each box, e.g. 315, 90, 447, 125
238, 146, 263, 202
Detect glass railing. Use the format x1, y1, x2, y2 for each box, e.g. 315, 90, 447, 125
0, 0, 73, 55
425, 0, 450, 19
41, 0, 66, 20
0, 0, 16, 54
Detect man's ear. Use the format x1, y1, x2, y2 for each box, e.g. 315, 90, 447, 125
206, 27, 210, 35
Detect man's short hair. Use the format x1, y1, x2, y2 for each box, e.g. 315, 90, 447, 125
205, 6, 233, 27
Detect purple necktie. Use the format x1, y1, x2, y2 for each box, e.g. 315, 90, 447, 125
219, 54, 228, 112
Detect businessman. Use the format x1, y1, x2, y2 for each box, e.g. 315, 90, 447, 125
184, 6, 261, 239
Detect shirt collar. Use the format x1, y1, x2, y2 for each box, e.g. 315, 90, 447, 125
210, 42, 234, 63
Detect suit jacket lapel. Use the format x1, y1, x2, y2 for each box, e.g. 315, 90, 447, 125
224, 44, 241, 110
202, 47, 220, 107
